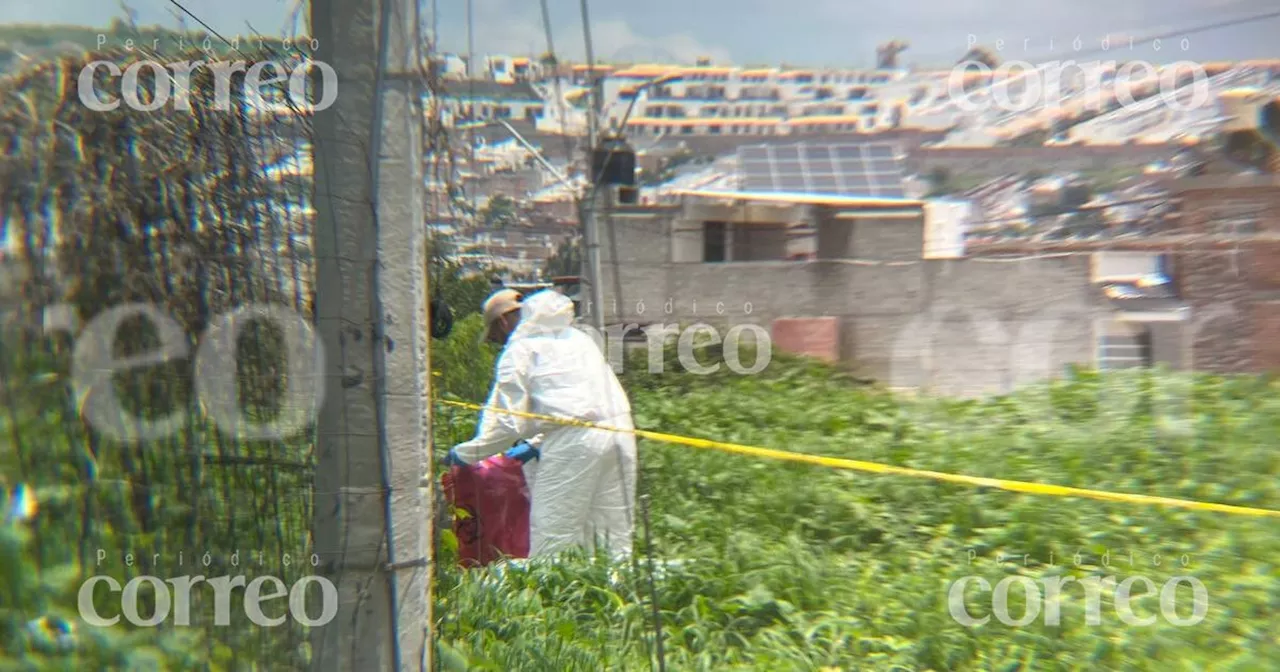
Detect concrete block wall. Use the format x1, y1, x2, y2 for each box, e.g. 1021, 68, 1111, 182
596, 180, 1280, 386
1149, 322, 1185, 369
600, 208, 1105, 396
733, 226, 789, 260
815, 212, 926, 261
850, 219, 925, 261
904, 258, 1098, 395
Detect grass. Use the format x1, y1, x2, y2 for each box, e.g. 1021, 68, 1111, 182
433, 318, 1280, 671
0, 339, 316, 670
4, 307, 1276, 670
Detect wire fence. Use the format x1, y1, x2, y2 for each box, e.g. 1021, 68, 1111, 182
0, 44, 318, 669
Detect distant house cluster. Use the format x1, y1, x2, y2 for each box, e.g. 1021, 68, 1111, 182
427, 52, 1280, 147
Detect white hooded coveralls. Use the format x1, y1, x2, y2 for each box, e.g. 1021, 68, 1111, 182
452, 290, 637, 560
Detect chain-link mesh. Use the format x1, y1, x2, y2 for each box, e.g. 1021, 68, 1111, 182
0, 46, 318, 669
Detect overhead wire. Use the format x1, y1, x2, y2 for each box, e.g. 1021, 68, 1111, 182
466, 0, 478, 219
163, 0, 313, 133
536, 0, 579, 175
1018, 8, 1280, 65
572, 0, 613, 334
534, 0, 591, 295
579, 0, 599, 146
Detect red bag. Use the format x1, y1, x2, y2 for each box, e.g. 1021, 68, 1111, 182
441, 454, 531, 567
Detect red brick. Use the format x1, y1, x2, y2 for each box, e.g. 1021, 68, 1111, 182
1252, 302, 1280, 372
771, 317, 839, 362
1178, 182, 1280, 374
1179, 251, 1254, 373
1248, 242, 1280, 291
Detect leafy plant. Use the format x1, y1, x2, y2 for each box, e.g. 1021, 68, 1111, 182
480, 195, 518, 229
432, 344, 1280, 671
1, 44, 315, 670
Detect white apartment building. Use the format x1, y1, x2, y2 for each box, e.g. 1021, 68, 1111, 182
484, 54, 542, 83
425, 53, 1280, 146
592, 63, 959, 138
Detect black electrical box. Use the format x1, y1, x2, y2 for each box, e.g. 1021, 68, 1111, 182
591, 135, 636, 186
617, 185, 639, 205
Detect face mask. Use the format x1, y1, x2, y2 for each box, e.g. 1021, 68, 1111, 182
491, 315, 515, 344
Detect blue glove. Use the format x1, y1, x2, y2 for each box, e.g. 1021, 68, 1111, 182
443, 448, 468, 468
503, 441, 540, 464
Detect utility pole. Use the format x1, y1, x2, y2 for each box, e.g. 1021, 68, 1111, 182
579, 0, 598, 145
311, 0, 431, 669
466, 0, 478, 220
582, 186, 607, 334
430, 0, 438, 49
579, 0, 605, 334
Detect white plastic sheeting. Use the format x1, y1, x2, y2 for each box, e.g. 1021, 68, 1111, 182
451, 290, 637, 559
923, 199, 971, 259
1092, 251, 1163, 282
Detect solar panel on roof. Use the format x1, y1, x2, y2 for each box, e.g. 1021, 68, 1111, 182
809, 176, 840, 191
867, 145, 895, 159
772, 146, 801, 161
777, 175, 808, 190
802, 144, 832, 162
831, 145, 863, 160
735, 141, 907, 198
806, 155, 835, 173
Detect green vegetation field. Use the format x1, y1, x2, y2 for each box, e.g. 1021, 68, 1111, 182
2, 284, 1276, 670
433, 314, 1280, 671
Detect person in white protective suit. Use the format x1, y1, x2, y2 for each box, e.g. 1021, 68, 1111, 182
446, 288, 637, 560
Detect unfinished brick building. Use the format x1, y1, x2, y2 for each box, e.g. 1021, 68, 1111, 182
1172, 174, 1280, 374
965, 172, 1280, 376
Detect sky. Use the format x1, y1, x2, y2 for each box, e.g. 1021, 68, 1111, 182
3, 0, 1278, 68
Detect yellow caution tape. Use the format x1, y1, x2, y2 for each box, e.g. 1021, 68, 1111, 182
437, 399, 1280, 519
